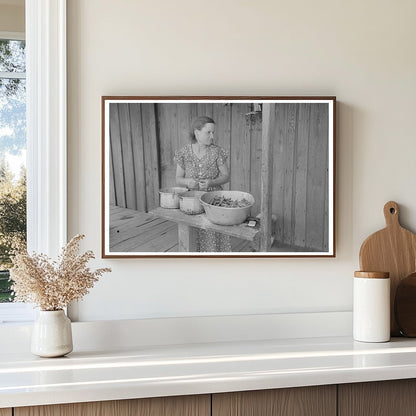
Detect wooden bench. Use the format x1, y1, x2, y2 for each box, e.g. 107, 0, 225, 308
149, 207, 260, 252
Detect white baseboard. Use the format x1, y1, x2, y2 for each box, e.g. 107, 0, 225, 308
0, 311, 352, 354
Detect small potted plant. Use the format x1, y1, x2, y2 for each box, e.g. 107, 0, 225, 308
10, 234, 111, 357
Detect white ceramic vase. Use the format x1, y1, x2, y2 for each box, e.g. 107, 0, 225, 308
31, 310, 73, 357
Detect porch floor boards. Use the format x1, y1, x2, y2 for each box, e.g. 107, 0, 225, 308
109, 205, 254, 253
109, 206, 320, 253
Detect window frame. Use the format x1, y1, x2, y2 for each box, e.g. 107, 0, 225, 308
0, 31, 25, 41
0, 0, 67, 323
26, 0, 67, 257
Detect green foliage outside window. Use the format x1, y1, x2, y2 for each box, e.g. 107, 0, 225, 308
0, 162, 26, 302
0, 38, 27, 302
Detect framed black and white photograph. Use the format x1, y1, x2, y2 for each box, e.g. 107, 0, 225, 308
102, 96, 335, 258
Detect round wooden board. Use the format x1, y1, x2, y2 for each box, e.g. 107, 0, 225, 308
395, 272, 416, 337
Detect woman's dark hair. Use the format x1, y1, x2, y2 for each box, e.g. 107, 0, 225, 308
189, 116, 215, 143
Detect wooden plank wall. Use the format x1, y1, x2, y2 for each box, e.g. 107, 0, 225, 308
109, 102, 328, 251
109, 103, 159, 212
273, 103, 329, 251
156, 102, 263, 212
110, 102, 260, 209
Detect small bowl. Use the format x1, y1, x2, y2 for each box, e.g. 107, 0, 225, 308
159, 187, 187, 208
179, 191, 206, 215
200, 190, 255, 225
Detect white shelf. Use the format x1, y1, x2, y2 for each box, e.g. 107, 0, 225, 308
2, 335, 416, 408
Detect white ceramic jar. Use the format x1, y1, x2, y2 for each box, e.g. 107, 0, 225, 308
353, 271, 390, 343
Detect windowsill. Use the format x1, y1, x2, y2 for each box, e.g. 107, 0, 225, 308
0, 303, 36, 325
0, 311, 352, 352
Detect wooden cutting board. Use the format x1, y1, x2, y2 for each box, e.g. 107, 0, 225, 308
359, 201, 416, 336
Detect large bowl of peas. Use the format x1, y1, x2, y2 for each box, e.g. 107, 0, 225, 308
199, 190, 255, 225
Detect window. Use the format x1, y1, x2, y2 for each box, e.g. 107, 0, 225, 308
0, 35, 27, 310
0, 0, 67, 324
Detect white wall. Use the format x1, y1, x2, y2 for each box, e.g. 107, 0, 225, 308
67, 0, 416, 322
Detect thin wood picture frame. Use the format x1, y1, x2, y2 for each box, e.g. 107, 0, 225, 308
102, 96, 336, 258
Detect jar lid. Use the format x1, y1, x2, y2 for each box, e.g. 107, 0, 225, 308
354, 271, 389, 279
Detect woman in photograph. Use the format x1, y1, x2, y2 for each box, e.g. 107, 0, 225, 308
174, 116, 231, 252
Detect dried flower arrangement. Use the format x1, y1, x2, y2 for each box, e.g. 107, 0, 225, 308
10, 234, 111, 311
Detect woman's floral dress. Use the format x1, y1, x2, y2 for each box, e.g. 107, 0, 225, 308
174, 143, 231, 252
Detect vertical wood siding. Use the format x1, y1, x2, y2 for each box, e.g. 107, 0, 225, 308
109, 104, 126, 208
109, 103, 160, 212
230, 104, 251, 192
273, 103, 329, 251
213, 103, 231, 191
109, 102, 329, 251
130, 103, 146, 212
